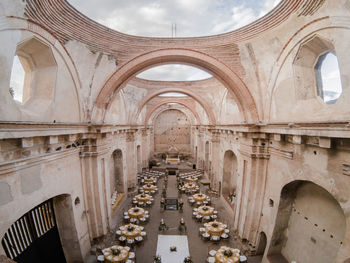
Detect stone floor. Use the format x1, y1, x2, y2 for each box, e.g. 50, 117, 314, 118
86, 169, 263, 263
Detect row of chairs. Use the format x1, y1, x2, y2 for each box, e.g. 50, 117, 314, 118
123, 211, 150, 224
192, 212, 218, 222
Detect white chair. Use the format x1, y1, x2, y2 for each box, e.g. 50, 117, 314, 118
140, 226, 144, 230
124, 212, 129, 216
199, 227, 205, 232
224, 229, 230, 234
129, 252, 136, 259
140, 231, 147, 237
126, 260, 134, 263
115, 230, 122, 236
202, 232, 210, 240
221, 233, 229, 239
140, 217, 146, 223
97, 255, 105, 262
135, 236, 143, 242
119, 236, 126, 242
211, 215, 217, 220
211, 235, 220, 241
213, 211, 218, 215
127, 239, 135, 245
207, 255, 215, 262
125, 246, 131, 251
209, 250, 216, 257
193, 208, 198, 211
240, 256, 248, 263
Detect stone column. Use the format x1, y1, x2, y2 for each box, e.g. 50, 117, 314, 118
236, 134, 269, 249
80, 135, 110, 239
210, 129, 221, 190
126, 130, 137, 189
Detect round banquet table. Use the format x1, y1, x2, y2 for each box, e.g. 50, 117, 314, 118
103, 245, 130, 263
143, 177, 156, 184
135, 193, 151, 202
184, 183, 197, 190
120, 223, 142, 239
142, 184, 156, 191
128, 207, 145, 219
214, 246, 240, 263
186, 177, 198, 183
197, 205, 214, 216
205, 221, 226, 236
192, 193, 207, 202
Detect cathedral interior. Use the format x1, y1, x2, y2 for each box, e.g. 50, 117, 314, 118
0, 0, 350, 262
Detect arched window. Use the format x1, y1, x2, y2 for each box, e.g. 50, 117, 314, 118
9, 55, 27, 103
315, 52, 342, 104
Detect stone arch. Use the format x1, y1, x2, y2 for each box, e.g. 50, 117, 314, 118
110, 149, 125, 193
145, 100, 200, 126
268, 180, 346, 263
1, 194, 83, 262
222, 150, 238, 197
93, 48, 259, 123
133, 88, 215, 125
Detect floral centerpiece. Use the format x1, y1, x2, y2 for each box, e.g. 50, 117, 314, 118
141, 194, 145, 197
112, 247, 121, 256
202, 206, 208, 211
127, 225, 135, 232
224, 249, 233, 257
154, 255, 161, 263
184, 256, 193, 263
212, 223, 219, 228
133, 208, 140, 213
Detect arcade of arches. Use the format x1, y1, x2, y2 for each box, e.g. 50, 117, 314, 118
0, 0, 350, 263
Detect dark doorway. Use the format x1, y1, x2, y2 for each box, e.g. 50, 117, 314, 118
1, 199, 67, 263
165, 199, 178, 210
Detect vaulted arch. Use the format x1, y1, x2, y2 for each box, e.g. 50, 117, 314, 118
93, 48, 259, 123
135, 88, 214, 124
145, 100, 200, 126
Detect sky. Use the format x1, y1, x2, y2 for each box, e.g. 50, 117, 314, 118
67, 0, 281, 81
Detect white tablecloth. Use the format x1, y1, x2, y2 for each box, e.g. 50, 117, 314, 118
156, 235, 190, 263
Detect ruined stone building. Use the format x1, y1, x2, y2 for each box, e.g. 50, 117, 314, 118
0, 0, 349, 262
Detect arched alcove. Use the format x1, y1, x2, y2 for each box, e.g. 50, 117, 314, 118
111, 149, 124, 193
268, 181, 346, 263
256, 231, 267, 256
205, 141, 210, 172
222, 150, 238, 197
136, 145, 141, 173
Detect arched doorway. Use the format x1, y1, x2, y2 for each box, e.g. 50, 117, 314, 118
268, 181, 346, 263
256, 232, 267, 256
222, 150, 238, 198
1, 195, 81, 263
136, 145, 141, 173
111, 149, 124, 193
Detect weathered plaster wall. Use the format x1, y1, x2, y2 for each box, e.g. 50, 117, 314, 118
154, 109, 191, 153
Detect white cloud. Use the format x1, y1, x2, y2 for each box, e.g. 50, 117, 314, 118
137, 64, 212, 81
68, 0, 281, 80
9, 55, 25, 102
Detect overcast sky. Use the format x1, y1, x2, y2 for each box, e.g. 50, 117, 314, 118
67, 0, 281, 81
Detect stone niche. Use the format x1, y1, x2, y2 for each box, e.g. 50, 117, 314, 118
14, 36, 57, 104
293, 35, 334, 101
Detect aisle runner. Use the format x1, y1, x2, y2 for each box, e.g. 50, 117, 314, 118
156, 235, 190, 263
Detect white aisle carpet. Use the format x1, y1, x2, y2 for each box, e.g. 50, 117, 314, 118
156, 235, 190, 263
